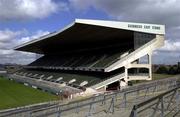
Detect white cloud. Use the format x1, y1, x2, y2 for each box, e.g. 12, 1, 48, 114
0, 29, 27, 49
0, 29, 23, 43
69, 0, 180, 27
0, 0, 68, 20
0, 29, 49, 64
16, 30, 49, 46
153, 40, 180, 64
159, 40, 180, 52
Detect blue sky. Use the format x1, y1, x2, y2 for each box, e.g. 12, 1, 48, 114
0, 3, 109, 32
0, 0, 180, 65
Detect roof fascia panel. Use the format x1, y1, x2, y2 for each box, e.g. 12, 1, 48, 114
75, 19, 165, 35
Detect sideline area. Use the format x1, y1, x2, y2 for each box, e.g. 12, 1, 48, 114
0, 76, 59, 110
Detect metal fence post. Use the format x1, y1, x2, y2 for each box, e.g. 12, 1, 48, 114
76, 102, 79, 114
160, 97, 164, 117
130, 106, 137, 117
136, 89, 139, 100
175, 89, 180, 112
102, 95, 106, 105
151, 99, 160, 117
115, 93, 118, 102
175, 80, 177, 87
57, 106, 61, 117
144, 87, 149, 99
108, 96, 115, 113
28, 112, 32, 117
87, 97, 95, 117
152, 85, 156, 95
123, 92, 127, 108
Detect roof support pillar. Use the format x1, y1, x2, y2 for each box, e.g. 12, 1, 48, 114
125, 66, 128, 82
148, 52, 152, 80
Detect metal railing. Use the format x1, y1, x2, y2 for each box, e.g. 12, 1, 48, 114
1, 76, 179, 117
130, 85, 180, 117
30, 79, 178, 117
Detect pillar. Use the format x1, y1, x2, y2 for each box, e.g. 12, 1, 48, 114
148, 53, 152, 80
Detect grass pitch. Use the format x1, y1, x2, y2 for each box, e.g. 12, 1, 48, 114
133, 73, 175, 84
152, 73, 175, 80
0, 77, 58, 110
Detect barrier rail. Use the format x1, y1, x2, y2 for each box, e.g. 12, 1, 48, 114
1, 76, 179, 117
30, 78, 178, 117
130, 85, 180, 117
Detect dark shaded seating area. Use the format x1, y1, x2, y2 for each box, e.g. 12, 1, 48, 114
28, 48, 130, 71
15, 67, 124, 88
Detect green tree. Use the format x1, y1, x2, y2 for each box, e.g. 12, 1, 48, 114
177, 62, 180, 74
168, 66, 177, 75
156, 66, 168, 74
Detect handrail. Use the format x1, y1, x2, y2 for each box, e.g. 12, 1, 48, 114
1, 75, 179, 117
32, 79, 178, 117
130, 85, 180, 117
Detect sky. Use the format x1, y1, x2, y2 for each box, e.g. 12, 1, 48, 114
0, 0, 179, 65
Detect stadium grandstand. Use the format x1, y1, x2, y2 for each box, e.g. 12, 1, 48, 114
11, 19, 165, 97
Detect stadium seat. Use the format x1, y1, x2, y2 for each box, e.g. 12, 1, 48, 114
80, 81, 88, 86
27, 50, 129, 71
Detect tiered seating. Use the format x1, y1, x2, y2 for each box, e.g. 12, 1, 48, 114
20, 47, 130, 90
15, 70, 104, 87
92, 52, 123, 67
28, 50, 130, 71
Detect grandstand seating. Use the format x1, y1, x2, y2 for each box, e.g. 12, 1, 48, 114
15, 70, 102, 87
15, 66, 124, 89
15, 47, 127, 90
28, 48, 130, 71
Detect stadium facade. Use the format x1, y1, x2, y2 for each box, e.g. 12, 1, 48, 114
12, 19, 165, 96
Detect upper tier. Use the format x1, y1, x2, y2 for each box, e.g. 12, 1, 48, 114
27, 47, 131, 71
15, 19, 165, 54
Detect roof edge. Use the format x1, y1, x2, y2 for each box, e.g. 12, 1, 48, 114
14, 21, 76, 50
75, 19, 165, 35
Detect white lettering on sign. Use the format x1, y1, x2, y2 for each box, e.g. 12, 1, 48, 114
128, 24, 160, 30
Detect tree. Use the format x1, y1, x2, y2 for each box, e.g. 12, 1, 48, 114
168, 66, 177, 75
177, 62, 180, 74
177, 66, 180, 74
156, 66, 168, 74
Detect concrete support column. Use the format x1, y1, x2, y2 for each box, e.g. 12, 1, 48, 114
148, 53, 152, 80
119, 80, 121, 89
104, 85, 107, 91
133, 59, 139, 74
125, 66, 128, 82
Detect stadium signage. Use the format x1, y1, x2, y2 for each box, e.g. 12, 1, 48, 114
128, 24, 160, 30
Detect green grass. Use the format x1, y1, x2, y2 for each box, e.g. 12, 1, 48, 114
152, 73, 175, 80
133, 73, 175, 84
0, 77, 59, 110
